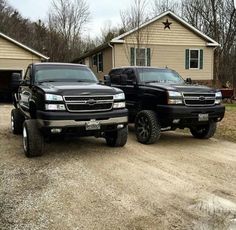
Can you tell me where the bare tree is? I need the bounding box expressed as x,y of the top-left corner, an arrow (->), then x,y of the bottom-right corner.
98,20 -> 121,44
182,0 -> 236,87
152,0 -> 181,16
48,0 -> 90,61
120,0 -> 152,66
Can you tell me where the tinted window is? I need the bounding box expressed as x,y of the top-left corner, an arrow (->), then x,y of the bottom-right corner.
35,66 -> 98,83
123,69 -> 136,84
137,68 -> 184,84
24,67 -> 31,81
109,69 -> 123,84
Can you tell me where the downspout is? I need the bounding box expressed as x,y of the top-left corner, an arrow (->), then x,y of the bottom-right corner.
108,42 -> 115,68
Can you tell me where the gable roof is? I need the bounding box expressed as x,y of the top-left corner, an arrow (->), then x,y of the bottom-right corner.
0,32 -> 49,60
111,11 -> 220,47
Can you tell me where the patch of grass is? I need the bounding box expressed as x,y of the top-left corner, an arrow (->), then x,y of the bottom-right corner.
224,103 -> 236,111
215,107 -> 236,142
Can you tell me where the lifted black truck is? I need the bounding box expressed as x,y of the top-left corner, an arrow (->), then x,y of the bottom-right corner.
105,67 -> 225,144
11,63 -> 128,157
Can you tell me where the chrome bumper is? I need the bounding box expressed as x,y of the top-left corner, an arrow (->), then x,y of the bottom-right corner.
38,116 -> 128,128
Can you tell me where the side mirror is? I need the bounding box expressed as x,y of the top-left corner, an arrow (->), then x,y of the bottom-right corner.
10,73 -> 22,91
186,77 -> 192,84
104,75 -> 111,86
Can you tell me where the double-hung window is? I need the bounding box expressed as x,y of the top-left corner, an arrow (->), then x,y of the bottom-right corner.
130,47 -> 151,66
190,49 -> 200,69
185,49 -> 203,69
92,52 -> 103,72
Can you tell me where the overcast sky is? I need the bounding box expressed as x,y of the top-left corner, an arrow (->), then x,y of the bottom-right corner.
7,0 -> 132,38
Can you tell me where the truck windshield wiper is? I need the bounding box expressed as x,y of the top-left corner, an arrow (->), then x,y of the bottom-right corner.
145,80 -> 175,83
145,80 -> 161,83
38,80 -> 57,83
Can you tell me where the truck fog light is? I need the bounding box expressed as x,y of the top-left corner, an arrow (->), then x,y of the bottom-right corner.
168,99 -> 183,105
113,102 -> 125,109
45,104 -> 66,110
173,119 -> 180,124
51,128 -> 62,134
117,124 -> 124,129
215,99 -> 222,104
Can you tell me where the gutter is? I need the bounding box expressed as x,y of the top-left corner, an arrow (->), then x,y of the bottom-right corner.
108,42 -> 115,68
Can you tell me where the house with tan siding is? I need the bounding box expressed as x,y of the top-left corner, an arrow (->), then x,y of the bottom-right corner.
73,11 -> 219,83
0,32 -> 49,101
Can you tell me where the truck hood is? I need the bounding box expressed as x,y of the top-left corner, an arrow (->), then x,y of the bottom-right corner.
37,82 -> 122,95
146,82 -> 216,93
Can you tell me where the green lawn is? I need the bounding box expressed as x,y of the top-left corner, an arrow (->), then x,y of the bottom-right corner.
224,103 -> 236,111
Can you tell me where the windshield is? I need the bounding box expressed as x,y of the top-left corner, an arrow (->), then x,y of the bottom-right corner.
35,66 -> 98,83
138,68 -> 185,84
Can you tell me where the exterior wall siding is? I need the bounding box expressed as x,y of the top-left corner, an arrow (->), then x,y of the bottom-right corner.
0,37 -> 40,60
89,47 -> 112,80
112,15 -> 214,81
0,59 -> 41,76
124,15 -> 207,46
114,43 -> 214,81
75,14 -> 216,81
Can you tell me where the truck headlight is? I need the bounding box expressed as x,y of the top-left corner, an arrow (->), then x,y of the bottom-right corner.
215,91 -> 222,104
114,93 -> 125,100
167,91 -> 183,104
168,91 -> 182,97
45,94 -> 63,101
113,102 -> 126,109
45,104 -> 66,110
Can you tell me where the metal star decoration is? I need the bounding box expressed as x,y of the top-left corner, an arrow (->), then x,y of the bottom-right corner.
162,19 -> 172,30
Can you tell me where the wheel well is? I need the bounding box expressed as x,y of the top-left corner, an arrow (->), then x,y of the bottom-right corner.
12,93 -> 17,108
29,101 -> 37,119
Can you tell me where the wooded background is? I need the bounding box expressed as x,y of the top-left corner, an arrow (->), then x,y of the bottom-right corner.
0,0 -> 235,88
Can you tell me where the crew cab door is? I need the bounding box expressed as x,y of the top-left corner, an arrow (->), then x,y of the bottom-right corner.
109,68 -> 140,117
18,66 -> 32,112
119,68 -> 139,110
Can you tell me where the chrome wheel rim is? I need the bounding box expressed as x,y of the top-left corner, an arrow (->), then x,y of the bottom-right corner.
23,126 -> 27,152
11,115 -> 14,131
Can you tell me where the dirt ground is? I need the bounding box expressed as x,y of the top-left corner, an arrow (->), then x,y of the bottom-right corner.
1,104 -> 236,230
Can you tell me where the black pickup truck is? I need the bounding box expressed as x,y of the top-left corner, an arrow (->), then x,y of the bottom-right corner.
105,67 -> 225,144
11,63 -> 128,157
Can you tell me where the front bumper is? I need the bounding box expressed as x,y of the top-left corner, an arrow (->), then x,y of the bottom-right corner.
36,109 -> 128,134
38,116 -> 128,128
156,104 -> 225,127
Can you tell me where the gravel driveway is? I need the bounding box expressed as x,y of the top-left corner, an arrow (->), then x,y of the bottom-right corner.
1,105 -> 236,230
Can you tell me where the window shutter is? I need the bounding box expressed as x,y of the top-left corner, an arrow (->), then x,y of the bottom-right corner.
147,48 -> 151,66
200,49 -> 203,69
130,47 -> 135,66
185,49 -> 189,69
100,52 -> 103,72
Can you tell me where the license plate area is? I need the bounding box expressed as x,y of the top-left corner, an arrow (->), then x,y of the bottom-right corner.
198,113 -> 209,122
85,120 -> 101,130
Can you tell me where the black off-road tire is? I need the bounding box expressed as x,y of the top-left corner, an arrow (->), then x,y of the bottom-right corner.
11,108 -> 25,134
23,120 -> 44,157
190,122 -> 217,139
135,110 -> 161,144
105,125 -> 128,147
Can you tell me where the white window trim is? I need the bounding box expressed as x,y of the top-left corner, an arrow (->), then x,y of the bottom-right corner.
134,48 -> 148,66
189,48 -> 200,70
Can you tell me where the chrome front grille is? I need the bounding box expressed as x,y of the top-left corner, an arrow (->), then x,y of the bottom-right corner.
183,93 -> 216,106
64,95 -> 114,112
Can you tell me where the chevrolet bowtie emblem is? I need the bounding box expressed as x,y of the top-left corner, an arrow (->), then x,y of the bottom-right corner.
199,96 -> 205,101
86,99 -> 97,105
